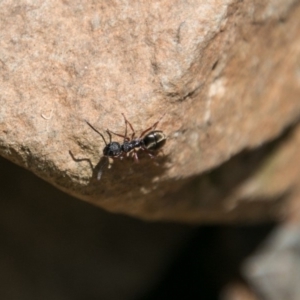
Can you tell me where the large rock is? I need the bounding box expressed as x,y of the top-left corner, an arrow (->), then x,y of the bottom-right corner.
1,0 -> 300,222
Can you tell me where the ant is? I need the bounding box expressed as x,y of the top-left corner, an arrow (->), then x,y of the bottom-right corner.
82,113 -> 166,179
85,113 -> 166,162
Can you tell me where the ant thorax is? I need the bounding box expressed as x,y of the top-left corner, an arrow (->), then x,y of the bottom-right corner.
121,139 -> 141,153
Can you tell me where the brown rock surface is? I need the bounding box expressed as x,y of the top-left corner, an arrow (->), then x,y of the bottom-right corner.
1,0 -> 300,222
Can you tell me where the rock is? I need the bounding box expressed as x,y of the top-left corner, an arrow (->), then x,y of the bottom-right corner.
1,0 -> 300,222
243,223 -> 300,300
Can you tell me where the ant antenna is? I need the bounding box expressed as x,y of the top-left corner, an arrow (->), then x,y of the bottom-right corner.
85,120 -> 107,146
153,112 -> 166,130
121,113 -> 128,141
106,129 -> 113,143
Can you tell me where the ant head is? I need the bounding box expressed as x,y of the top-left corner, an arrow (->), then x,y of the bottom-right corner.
103,141 -> 122,157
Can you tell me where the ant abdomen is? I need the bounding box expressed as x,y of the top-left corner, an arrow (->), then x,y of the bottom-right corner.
142,131 -> 166,151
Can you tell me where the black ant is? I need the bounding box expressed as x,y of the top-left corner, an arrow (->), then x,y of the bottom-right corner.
86,113 -> 166,161
84,113 -> 166,179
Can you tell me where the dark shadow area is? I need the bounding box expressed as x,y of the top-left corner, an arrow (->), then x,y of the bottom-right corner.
139,225 -> 274,300
0,156 -> 276,300
0,156 -> 190,300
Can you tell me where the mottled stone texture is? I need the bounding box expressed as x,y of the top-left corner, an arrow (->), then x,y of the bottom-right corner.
243,223 -> 300,300
1,0 -> 300,222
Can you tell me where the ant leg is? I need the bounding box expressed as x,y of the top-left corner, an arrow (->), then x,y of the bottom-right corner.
139,113 -> 166,138
141,146 -> 156,159
146,151 -> 155,159
108,114 -> 130,142
107,129 -> 129,141
122,113 -> 136,140
132,150 -> 139,163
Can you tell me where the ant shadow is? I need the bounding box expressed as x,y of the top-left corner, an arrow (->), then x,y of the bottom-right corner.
69,150 -> 108,181
69,150 -> 170,197
70,113 -> 169,198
